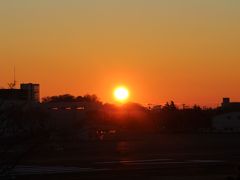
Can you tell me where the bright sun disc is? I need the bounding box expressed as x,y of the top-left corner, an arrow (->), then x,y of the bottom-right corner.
114,87 -> 129,102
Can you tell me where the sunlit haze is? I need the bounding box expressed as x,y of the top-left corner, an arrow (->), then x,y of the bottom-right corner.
1,0 -> 240,106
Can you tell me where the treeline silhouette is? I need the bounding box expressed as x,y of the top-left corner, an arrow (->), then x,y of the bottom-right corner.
42,94 -> 101,104
150,101 -> 214,133
0,94 -> 220,140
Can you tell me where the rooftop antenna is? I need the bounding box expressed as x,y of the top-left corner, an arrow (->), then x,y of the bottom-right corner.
8,66 -> 17,89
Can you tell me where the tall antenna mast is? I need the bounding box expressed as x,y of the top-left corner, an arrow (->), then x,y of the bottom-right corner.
8,66 -> 17,89
14,66 -> 16,86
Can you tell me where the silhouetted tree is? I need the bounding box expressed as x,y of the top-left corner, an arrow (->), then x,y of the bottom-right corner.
42,94 -> 75,103
162,101 -> 178,111
42,94 -> 101,104
150,101 -> 214,132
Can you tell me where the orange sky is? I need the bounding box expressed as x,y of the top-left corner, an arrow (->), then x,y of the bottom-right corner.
1,1 -> 240,107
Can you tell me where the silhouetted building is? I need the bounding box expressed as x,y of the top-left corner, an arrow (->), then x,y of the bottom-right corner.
221,97 -> 240,110
0,83 -> 40,103
212,112 -> 240,132
222,97 -> 230,107
212,98 -> 240,132
20,83 -> 40,102
0,89 -> 28,101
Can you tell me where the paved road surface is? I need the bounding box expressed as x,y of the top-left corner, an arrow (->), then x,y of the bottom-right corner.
7,134 -> 240,179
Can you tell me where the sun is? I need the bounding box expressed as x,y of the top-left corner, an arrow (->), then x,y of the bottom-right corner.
114,86 -> 129,102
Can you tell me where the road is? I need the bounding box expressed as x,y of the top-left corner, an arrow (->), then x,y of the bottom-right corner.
8,134 -> 240,179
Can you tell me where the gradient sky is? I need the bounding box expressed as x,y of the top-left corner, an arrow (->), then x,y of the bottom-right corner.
1,0 -> 240,106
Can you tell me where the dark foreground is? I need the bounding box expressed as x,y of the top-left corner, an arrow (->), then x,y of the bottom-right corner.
4,134 -> 240,179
